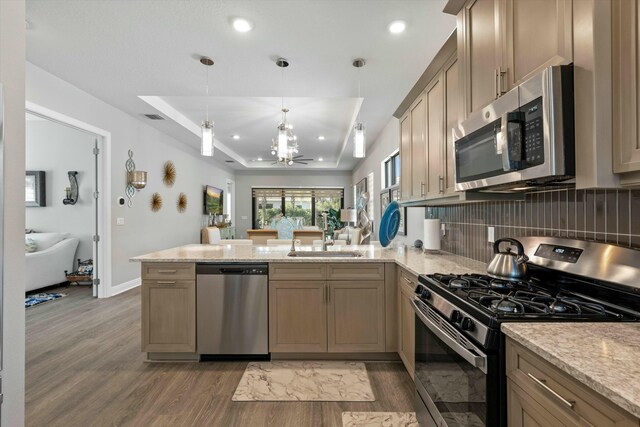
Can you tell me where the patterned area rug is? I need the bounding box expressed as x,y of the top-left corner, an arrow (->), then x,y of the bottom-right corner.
342,412 -> 418,427
232,361 -> 375,402
25,292 -> 66,308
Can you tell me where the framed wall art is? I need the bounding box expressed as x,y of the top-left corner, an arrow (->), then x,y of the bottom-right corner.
26,171 -> 46,207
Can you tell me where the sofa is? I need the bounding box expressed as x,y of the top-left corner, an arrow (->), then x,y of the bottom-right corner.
25,232 -> 79,292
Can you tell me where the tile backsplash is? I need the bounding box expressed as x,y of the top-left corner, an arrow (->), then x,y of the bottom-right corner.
427,189 -> 640,264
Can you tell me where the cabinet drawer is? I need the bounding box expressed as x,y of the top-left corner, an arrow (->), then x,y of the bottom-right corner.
506,338 -> 639,427
326,263 -> 384,281
398,268 -> 418,292
269,263 -> 326,281
142,263 -> 195,280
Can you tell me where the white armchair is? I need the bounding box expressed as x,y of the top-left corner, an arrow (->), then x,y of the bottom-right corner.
333,226 -> 362,244
25,233 -> 79,292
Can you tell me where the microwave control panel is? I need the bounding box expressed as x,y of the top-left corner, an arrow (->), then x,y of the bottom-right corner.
521,97 -> 545,167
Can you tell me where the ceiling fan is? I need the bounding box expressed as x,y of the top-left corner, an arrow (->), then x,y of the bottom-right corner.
272,154 -> 314,166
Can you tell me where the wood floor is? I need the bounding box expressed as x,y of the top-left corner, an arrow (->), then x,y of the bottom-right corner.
26,285 -> 415,427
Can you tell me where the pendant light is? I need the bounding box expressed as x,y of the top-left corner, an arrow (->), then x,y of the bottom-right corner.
272,57 -> 298,161
200,56 -> 214,157
353,58 -> 366,158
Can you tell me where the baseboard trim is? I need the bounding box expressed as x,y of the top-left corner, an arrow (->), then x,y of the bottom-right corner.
110,277 -> 141,297
270,352 -> 401,361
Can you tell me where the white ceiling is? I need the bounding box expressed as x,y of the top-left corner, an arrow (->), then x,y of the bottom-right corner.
25,0 -> 456,171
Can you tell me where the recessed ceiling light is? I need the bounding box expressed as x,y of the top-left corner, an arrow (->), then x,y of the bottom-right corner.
388,20 -> 406,34
257,157 -> 263,161
318,157 -> 324,162
317,135 -> 325,141
233,18 -> 253,33
232,134 -> 240,140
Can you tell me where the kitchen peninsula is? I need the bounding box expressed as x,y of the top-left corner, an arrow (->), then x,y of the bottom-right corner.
131,244 -> 485,366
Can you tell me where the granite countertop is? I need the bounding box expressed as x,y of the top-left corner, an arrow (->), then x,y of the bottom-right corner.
502,323 -> 640,419
130,243 -> 487,277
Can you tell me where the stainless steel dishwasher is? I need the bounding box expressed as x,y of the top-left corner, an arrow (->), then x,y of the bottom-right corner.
196,264 -> 269,359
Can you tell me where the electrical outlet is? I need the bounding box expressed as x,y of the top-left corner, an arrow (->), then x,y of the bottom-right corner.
241,216 -> 248,220
488,226 -> 495,243
116,217 -> 125,226
441,223 -> 446,236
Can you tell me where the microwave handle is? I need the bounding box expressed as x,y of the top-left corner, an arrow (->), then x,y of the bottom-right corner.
500,111 -> 525,171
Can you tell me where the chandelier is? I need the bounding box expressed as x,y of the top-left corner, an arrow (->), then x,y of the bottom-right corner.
270,108 -> 299,165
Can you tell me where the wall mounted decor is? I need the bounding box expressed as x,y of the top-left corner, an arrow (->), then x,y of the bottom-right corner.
150,192 -> 162,212
125,150 -> 147,207
63,171 -> 79,205
177,192 -> 187,213
26,171 -> 46,207
162,161 -> 176,187
390,187 -> 406,236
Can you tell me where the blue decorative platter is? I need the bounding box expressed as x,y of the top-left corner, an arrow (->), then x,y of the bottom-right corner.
379,201 -> 400,247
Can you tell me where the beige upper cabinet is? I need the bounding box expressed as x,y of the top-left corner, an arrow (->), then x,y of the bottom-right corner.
612,0 -> 640,175
400,112 -> 412,200
457,0 -> 573,117
505,0 -> 573,87
426,73 -> 445,197
458,0 -> 502,115
444,56 -> 460,194
410,94 -> 427,199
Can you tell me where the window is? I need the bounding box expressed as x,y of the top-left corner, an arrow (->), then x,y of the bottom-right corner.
252,188 -> 344,229
383,151 -> 400,189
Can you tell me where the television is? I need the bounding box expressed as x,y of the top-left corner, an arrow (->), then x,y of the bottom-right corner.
203,185 -> 224,215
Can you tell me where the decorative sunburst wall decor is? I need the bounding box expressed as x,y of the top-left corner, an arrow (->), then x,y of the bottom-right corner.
162,161 -> 176,187
177,192 -> 187,213
150,193 -> 163,212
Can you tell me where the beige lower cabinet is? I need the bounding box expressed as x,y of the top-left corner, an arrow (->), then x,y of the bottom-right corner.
141,262 -> 196,353
397,268 -> 416,379
268,262 -> 387,354
507,337 -> 640,427
327,280 -> 385,352
268,281 -> 328,353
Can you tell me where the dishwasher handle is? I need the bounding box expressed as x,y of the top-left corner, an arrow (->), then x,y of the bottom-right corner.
196,263 -> 268,275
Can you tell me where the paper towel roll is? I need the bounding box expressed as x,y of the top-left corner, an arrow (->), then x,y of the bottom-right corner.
207,227 -> 221,244
423,219 -> 441,251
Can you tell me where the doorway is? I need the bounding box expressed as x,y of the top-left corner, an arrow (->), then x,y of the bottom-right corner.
25,110 -> 106,299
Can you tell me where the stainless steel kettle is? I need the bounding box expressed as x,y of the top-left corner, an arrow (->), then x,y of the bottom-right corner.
487,238 -> 529,280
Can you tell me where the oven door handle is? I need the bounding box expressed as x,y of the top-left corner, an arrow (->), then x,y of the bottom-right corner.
412,299 -> 488,374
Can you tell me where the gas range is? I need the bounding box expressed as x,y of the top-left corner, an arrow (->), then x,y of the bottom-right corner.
412,237 -> 640,427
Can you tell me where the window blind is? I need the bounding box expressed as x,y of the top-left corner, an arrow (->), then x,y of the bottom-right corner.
252,188 -> 344,199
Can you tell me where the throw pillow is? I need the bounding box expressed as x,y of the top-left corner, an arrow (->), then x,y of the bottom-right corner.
25,238 -> 38,253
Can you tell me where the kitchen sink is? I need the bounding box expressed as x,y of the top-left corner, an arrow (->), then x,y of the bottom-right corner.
287,250 -> 363,258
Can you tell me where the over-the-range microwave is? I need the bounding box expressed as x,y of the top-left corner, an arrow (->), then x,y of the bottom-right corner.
453,65 -> 574,192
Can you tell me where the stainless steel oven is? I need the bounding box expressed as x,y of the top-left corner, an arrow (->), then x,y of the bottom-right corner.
412,298 -> 499,427
453,65 -> 574,192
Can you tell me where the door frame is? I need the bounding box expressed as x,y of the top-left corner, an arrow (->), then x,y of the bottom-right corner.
25,101 -> 113,299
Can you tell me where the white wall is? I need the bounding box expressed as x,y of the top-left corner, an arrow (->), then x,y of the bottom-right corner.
1,0 -> 26,424
352,118 -> 425,246
26,117 -> 95,265
26,63 -> 235,287
234,170 -> 353,237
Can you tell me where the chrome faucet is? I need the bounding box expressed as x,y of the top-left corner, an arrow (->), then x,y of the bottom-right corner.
321,211 -> 334,251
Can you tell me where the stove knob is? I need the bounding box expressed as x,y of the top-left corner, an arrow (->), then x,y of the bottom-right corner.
450,310 -> 462,323
460,317 -> 475,331
414,285 -> 423,295
420,288 -> 431,300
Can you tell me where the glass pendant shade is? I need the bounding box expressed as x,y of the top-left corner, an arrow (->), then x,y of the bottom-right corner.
277,125 -> 288,158
353,122 -> 366,158
201,120 -> 214,157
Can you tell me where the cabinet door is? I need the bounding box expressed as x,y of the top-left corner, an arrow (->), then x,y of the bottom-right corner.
400,112 -> 412,201
398,283 -> 415,379
327,281 -> 385,352
142,280 -> 196,353
426,73 -> 445,197
444,56 -> 460,194
505,0 -> 572,88
508,380 -> 577,427
410,94 -> 427,199
459,0 -> 502,115
269,281 -> 327,352
613,0 -> 640,173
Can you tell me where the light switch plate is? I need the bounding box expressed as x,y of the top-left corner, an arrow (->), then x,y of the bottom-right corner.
241,215 -> 248,220
487,226 -> 495,243
116,217 -> 125,226
441,223 -> 446,236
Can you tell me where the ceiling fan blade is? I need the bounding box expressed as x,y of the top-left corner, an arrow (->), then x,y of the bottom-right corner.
295,161 -> 308,165
297,158 -> 313,161
293,155 -> 304,159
